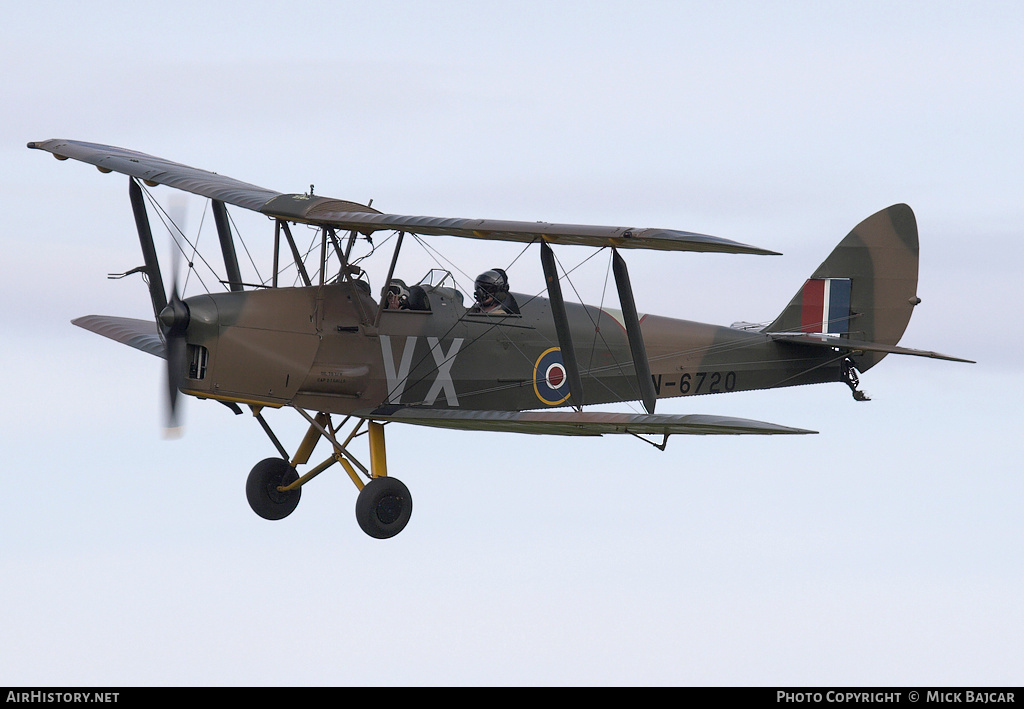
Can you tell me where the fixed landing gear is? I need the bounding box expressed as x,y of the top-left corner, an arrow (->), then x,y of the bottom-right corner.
246,457 -> 301,520
244,408 -> 412,538
355,477 -> 413,539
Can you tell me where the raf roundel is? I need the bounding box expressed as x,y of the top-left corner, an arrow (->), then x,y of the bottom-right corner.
533,347 -> 572,406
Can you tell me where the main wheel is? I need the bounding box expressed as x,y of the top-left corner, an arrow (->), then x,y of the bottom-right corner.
246,457 -> 301,520
355,477 -> 412,539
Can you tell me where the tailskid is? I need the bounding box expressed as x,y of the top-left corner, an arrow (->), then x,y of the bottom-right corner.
841,358 -> 870,401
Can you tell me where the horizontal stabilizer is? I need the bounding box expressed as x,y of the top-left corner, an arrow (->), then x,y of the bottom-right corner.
361,408 -> 816,436
73,315 -> 165,359
768,332 -> 974,363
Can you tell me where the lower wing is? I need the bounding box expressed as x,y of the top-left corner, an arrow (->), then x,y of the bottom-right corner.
73,315 -> 165,359
360,407 -> 816,436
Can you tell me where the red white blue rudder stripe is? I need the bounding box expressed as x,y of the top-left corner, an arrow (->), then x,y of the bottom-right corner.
800,278 -> 852,334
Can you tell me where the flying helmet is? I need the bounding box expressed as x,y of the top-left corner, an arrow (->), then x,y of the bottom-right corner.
385,282 -> 410,307
474,269 -> 508,304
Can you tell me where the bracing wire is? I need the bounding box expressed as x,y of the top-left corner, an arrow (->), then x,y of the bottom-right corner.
391,236 -> 648,410
225,207 -> 263,286
139,183 -> 216,295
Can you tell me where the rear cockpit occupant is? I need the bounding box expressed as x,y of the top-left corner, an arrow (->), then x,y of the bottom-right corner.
469,268 -> 519,315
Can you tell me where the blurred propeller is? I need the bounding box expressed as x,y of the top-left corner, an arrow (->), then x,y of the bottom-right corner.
158,230 -> 190,438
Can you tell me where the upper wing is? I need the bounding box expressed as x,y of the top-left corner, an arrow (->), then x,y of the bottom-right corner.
769,332 -> 975,363
259,195 -> 779,254
29,139 -> 777,255
28,139 -> 281,212
360,407 -> 816,436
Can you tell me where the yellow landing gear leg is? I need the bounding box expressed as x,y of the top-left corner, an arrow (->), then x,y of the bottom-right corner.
246,409 -> 365,521
368,422 -> 387,478
356,421 -> 412,539
246,408 -> 412,538
286,414 -> 367,492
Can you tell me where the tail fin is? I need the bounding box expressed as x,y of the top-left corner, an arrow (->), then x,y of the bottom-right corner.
764,204 -> 919,371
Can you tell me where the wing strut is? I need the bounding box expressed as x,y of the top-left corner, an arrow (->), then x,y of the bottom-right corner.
373,231 -> 405,328
612,248 -> 657,414
128,178 -> 168,321
278,220 -> 312,287
540,242 -> 585,411
212,200 -> 243,292
272,220 -> 281,287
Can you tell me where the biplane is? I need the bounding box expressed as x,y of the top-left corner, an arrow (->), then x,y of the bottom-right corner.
28,139 -> 973,539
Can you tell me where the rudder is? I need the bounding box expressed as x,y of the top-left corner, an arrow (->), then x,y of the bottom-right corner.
764,204 -> 920,371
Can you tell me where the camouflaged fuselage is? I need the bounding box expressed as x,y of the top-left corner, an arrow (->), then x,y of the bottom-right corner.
179,282 -> 840,415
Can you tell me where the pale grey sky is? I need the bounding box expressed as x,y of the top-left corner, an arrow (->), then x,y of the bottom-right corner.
2,1 -> 1021,685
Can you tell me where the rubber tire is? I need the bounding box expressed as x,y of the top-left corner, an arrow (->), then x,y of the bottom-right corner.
355,477 -> 413,539
246,457 -> 301,521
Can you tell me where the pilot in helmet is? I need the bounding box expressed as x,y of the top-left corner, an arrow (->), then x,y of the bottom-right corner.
384,282 -> 409,310
470,268 -> 518,315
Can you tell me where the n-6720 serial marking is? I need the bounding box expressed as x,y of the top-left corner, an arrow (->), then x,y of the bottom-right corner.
652,371 -> 737,395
